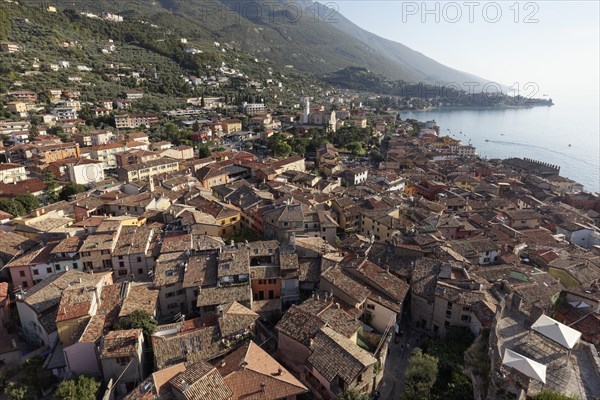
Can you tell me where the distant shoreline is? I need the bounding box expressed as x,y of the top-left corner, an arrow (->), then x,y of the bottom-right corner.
401,104 -> 551,112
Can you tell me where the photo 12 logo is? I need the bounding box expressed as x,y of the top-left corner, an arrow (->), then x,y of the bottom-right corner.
397,80 -> 540,103
401,1 -> 540,23
199,1 -> 340,24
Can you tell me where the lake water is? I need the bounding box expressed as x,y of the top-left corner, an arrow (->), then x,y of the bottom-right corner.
400,103 -> 600,192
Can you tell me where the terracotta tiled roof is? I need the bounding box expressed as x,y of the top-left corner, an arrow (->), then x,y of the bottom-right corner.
170,360 -> 232,400
343,257 -> 410,305
51,236 -> 83,254
321,265 -> 370,304
219,341 -> 307,399
308,326 -> 376,384
98,283 -> 124,327
196,285 -> 251,308
100,328 -> 142,359
0,178 -> 47,197
80,233 -> 116,252
112,225 -> 155,257
505,209 -> 542,221
246,240 -> 279,257
119,284 -> 159,319
182,252 -> 218,288
151,363 -> 187,398
21,270 -> 98,314
0,282 -> 8,301
160,233 -> 193,254
195,165 -> 227,181
471,300 -> 497,328
448,237 -> 498,257
249,266 -> 280,280
218,247 -> 249,277
80,315 -> 106,343
251,299 -> 282,314
298,258 -> 321,283
152,322 -> 225,370
218,301 -> 258,337
411,258 -> 442,302
317,306 -> 361,338
0,162 -> 24,171
55,285 -> 96,322
271,155 -> 304,169
155,256 -> 188,291
263,204 -> 303,223
278,247 -> 299,271
275,305 -> 325,345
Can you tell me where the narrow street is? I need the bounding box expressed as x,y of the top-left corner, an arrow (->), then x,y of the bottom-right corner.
377,319 -> 420,400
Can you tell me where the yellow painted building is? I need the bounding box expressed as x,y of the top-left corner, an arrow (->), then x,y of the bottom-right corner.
222,119 -> 242,134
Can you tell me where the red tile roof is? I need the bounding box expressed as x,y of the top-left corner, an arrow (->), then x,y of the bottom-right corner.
218,341 -> 307,399
0,178 -> 47,197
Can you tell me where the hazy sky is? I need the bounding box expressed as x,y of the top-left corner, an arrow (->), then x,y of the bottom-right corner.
335,1 -> 599,105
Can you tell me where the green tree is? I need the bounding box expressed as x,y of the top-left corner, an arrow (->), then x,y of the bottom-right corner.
15,194 -> 40,214
223,227 -> 261,243
444,372 -> 474,400
53,375 -> 100,400
532,391 -> 580,400
22,355 -> 56,393
402,348 -> 439,400
197,144 -> 211,158
42,172 -> 59,203
164,122 -> 180,142
369,149 -> 384,163
347,141 -> 365,156
59,182 -> 87,201
49,126 -> 65,139
113,310 -> 157,337
337,388 -> 369,400
5,382 -> 34,400
272,141 -> 292,157
289,137 -> 308,155
29,125 -> 39,138
0,198 -> 26,217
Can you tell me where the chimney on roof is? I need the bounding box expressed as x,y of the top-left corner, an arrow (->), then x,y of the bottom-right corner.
260,383 -> 266,393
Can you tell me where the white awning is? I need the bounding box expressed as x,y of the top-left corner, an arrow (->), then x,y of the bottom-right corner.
502,349 -> 547,383
531,314 -> 582,349
568,300 -> 591,309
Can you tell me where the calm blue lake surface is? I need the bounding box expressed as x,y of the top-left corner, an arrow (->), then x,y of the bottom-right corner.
400,103 -> 600,192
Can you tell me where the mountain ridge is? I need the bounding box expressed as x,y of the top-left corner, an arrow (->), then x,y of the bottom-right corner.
21,0 -> 496,87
